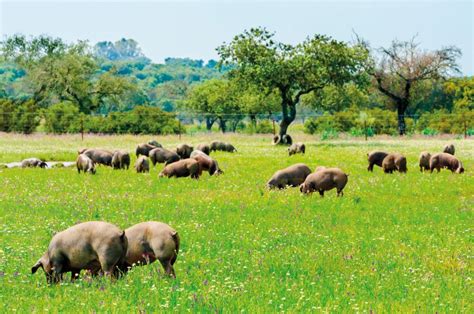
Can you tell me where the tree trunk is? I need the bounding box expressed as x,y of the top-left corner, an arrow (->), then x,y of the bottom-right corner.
249,114 -> 257,128
218,118 -> 227,133
397,101 -> 408,135
279,100 -> 296,138
205,117 -> 215,131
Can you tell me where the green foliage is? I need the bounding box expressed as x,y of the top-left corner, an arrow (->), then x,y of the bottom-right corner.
0,98 -> 15,131
217,27 -> 369,135
44,102 -> 80,133
416,110 -> 473,134
10,100 -> 40,134
83,106 -> 183,135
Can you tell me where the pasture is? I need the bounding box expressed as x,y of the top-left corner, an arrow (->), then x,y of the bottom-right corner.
0,132 -> 472,312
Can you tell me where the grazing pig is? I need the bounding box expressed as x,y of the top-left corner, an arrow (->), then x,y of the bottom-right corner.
149,147 -> 180,166
135,156 -> 150,173
148,140 -> 163,148
430,153 -> 464,173
443,144 -> 455,155
382,153 -> 408,173
21,158 -> 47,168
196,143 -> 211,155
300,167 -> 348,196
367,151 -> 388,172
176,144 -> 194,159
31,221 -> 127,283
419,152 -> 431,172
76,154 -> 96,174
159,158 -> 201,179
210,141 -> 237,152
288,142 -> 305,156
136,143 -> 158,158
121,222 -> 179,278
112,151 -> 130,170
78,148 -> 88,154
191,150 -> 223,176
266,163 -> 312,189
82,149 -> 113,167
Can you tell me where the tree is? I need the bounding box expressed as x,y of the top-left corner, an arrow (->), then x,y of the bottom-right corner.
182,79 -> 240,132
1,35 -> 136,113
364,37 -> 461,135
217,27 -> 368,140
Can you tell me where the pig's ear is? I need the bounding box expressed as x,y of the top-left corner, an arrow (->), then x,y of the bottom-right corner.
32,254 -> 48,274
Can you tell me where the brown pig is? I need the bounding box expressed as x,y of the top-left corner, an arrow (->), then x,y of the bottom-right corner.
419,152 -> 431,172
191,150 -> 223,176
300,167 -> 348,197
367,151 -> 388,172
121,222 -> 179,278
31,221 -> 127,283
135,156 -> 150,173
159,158 -> 201,179
430,153 -> 464,173
76,154 -> 96,174
443,144 -> 455,155
382,153 -> 408,173
266,163 -> 312,189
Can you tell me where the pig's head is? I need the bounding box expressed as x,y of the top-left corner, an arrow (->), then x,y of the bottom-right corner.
31,253 -> 54,283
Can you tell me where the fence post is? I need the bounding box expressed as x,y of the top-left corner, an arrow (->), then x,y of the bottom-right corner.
364,120 -> 367,141
464,119 -> 467,139
178,118 -> 182,140
81,115 -> 84,141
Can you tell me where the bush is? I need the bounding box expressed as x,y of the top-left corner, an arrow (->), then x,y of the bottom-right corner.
44,102 -> 80,133
10,100 -> 40,134
0,99 -> 15,132
255,120 -> 273,134
84,106 -> 184,135
416,110 -> 474,134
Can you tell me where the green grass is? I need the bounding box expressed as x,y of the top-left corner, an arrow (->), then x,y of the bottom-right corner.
0,132 -> 473,312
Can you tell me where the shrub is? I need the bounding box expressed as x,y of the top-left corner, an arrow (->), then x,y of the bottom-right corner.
44,102 -> 80,133
0,99 -> 15,132
255,120 -> 273,134
11,100 -> 40,134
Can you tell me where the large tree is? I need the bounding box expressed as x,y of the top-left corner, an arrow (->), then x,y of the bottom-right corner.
365,37 -> 461,135
217,27 -> 368,139
1,35 -> 135,113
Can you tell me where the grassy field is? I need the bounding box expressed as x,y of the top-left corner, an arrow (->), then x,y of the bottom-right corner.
0,132 -> 472,312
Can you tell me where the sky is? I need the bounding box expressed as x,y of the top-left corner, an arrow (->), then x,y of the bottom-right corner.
1,0 -> 473,74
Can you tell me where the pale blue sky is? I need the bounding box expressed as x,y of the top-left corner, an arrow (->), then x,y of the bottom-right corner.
1,0 -> 473,74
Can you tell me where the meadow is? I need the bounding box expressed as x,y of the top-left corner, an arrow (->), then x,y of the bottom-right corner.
0,131 -> 472,312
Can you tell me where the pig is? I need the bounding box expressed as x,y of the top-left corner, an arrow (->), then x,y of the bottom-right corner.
300,167 -> 348,197
266,163 -> 312,189
76,154 -> 96,174
112,151 -> 130,170
148,140 -> 163,148
21,158 -> 47,168
288,142 -> 305,156
382,153 -> 408,173
135,156 -> 150,173
210,141 -> 237,152
429,153 -> 464,173
443,144 -> 455,155
149,147 -> 180,166
176,144 -> 194,159
419,152 -> 431,172
367,151 -> 388,172
159,158 -> 201,179
190,150 -> 223,176
121,222 -> 179,278
136,143 -> 158,158
196,143 -> 211,155
31,221 -> 127,283
82,149 -> 113,167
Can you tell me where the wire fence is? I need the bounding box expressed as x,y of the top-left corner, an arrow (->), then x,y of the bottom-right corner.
0,110 -> 472,139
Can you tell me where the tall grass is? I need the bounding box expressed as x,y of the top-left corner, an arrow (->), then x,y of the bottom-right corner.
0,133 -> 472,312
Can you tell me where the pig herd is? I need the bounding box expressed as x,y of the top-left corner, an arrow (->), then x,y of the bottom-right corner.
267,143 -> 465,197
75,140 -> 230,178
25,140 -> 465,284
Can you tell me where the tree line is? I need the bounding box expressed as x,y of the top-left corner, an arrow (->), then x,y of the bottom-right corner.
0,30 -> 472,136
